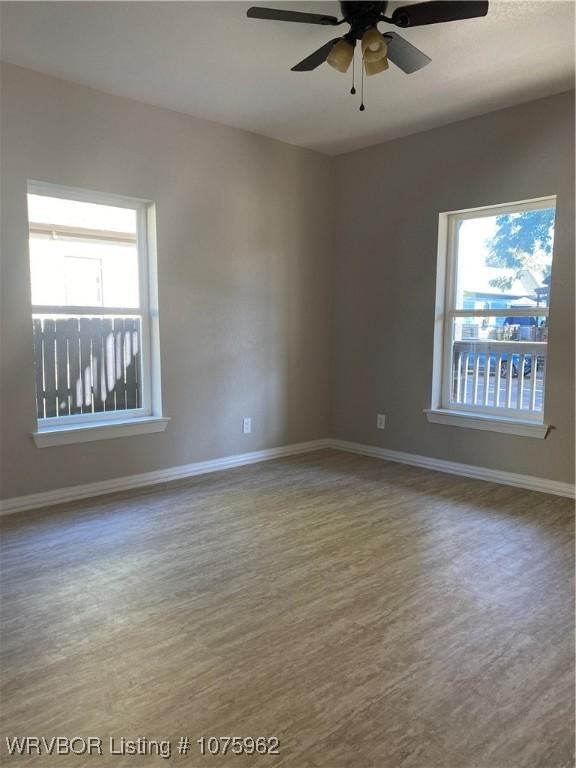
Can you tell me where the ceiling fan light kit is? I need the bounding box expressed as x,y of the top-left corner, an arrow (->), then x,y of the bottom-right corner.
361,26 -> 388,77
364,55 -> 389,76
361,27 -> 387,62
326,38 -> 355,73
247,1 -> 489,109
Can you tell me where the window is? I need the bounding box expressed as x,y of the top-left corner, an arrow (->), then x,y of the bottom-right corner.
428,197 -> 556,437
27,182 -> 167,446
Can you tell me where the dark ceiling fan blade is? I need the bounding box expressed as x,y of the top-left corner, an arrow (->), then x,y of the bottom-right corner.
391,1 -> 488,27
247,7 -> 339,25
291,38 -> 342,71
384,32 -> 431,74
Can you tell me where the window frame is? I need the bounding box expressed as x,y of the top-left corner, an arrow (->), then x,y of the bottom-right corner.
27,181 -> 164,435
428,196 -> 556,436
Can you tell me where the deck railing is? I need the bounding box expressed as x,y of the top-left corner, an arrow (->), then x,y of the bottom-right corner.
451,340 -> 546,416
32,315 -> 141,419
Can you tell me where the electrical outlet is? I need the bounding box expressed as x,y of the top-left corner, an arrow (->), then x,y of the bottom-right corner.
377,414 -> 386,430
242,417 -> 252,435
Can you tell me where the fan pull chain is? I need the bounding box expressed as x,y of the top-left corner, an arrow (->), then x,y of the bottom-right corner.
359,56 -> 365,111
350,52 -> 356,95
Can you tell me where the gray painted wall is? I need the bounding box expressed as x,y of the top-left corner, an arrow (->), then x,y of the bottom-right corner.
0,64 -> 334,499
1,64 -> 574,501
332,91 -> 575,484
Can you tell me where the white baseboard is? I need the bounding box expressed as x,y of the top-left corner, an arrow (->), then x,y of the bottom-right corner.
0,439 -> 331,516
2,436 -> 573,515
329,439 -> 575,499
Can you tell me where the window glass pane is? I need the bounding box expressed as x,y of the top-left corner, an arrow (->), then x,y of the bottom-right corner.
454,207 -> 555,311
450,317 -> 546,414
28,194 -> 139,308
27,194 -> 136,233
64,257 -> 103,306
453,315 -> 548,343
32,314 -> 142,419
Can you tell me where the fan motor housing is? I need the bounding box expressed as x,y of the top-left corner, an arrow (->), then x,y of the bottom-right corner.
340,1 -> 387,38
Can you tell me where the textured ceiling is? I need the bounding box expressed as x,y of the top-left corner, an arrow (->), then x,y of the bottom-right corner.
1,1 -> 574,155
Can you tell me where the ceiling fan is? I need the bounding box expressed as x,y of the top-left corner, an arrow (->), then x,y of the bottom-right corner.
247,2 -> 489,108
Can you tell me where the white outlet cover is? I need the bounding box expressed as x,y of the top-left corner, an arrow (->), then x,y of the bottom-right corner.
377,414 -> 386,429
243,417 -> 252,434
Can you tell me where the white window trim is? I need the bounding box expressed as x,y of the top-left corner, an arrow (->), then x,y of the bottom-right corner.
424,409 -> 549,438
427,196 -> 555,438
32,416 -> 170,448
27,181 -> 166,445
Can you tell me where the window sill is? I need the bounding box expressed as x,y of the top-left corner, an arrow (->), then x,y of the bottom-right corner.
32,416 -> 170,448
424,409 -> 550,439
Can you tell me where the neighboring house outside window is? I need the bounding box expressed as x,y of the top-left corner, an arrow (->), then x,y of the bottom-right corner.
27,182 -> 168,447
427,197 -> 556,438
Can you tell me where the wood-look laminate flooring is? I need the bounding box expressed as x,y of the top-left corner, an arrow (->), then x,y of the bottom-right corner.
1,450 -> 574,768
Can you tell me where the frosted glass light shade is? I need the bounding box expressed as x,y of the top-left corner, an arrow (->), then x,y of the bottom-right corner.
364,56 -> 389,76
326,39 -> 354,73
361,28 -> 388,63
